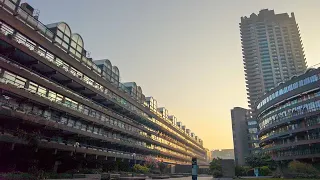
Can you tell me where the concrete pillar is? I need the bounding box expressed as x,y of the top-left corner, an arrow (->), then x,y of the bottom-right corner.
0,69 -> 4,78
171,165 -> 175,174
11,143 -> 15,150
53,161 -> 60,173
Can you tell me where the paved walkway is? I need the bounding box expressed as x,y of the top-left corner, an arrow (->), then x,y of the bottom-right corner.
147,177 -> 216,180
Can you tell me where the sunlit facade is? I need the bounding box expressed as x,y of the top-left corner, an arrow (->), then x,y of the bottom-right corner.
0,0 -> 206,172
257,68 -> 320,162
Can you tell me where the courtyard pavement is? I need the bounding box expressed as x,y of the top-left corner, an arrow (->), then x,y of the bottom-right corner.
146,177 -> 228,180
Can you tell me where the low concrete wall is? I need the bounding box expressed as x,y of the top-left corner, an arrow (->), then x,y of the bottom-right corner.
48,174 -> 101,180
174,165 -> 192,173
221,159 -> 235,178
47,179 -> 89,180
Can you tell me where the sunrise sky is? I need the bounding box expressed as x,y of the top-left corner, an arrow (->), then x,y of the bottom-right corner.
27,0 -> 320,150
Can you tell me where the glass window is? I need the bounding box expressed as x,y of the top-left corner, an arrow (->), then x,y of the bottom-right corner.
56,94 -> 63,104
75,121 -> 81,129
55,37 -> 62,44
56,30 -> 63,38
248,121 -> 257,125
248,128 -> 258,134
64,25 -> 71,36
60,116 -> 68,125
76,45 -> 82,52
83,106 -> 89,115
67,119 -> 75,127
87,125 -> 93,132
71,41 -> 77,48
37,86 -> 47,96
101,114 -> 106,122
28,82 -> 38,93
81,123 -> 87,131
63,35 -> 69,42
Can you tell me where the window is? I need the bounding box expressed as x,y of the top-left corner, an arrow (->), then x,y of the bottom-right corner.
75,121 -> 81,129
28,82 -> 38,93
60,116 -> 68,125
55,94 -> 63,104
48,90 -> 56,101
248,128 -> 258,134
248,121 -> 257,125
67,119 -> 75,127
37,86 -> 47,97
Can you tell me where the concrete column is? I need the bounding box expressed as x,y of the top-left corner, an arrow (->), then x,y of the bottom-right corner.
0,69 -> 4,78
53,161 -> 60,173
171,165 -> 175,174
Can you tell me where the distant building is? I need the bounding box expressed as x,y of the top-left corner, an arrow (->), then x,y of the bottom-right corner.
205,148 -> 212,162
211,149 -> 234,160
231,107 -> 260,165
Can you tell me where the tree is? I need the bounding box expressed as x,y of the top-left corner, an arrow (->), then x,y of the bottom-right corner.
209,158 -> 222,178
144,156 -> 158,170
235,166 -> 251,176
288,161 -> 318,175
158,161 -> 167,174
245,154 -> 276,170
259,166 -> 272,176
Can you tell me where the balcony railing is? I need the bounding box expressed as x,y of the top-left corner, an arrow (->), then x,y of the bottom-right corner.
0,92 -> 191,162
0,55 -> 200,160
0,128 -> 146,160
274,148 -> 320,160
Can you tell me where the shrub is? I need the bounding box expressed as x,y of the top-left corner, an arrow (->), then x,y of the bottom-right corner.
210,158 -> 222,178
44,172 -> 73,179
288,161 -> 318,175
235,166 -> 251,176
144,156 -> 158,169
212,170 -> 223,178
133,164 -> 150,174
0,172 -> 35,180
158,161 -> 167,174
77,168 -> 102,174
259,166 -> 272,176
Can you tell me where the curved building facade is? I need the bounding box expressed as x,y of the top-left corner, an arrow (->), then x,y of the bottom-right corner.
0,1 -> 206,172
256,67 -> 320,161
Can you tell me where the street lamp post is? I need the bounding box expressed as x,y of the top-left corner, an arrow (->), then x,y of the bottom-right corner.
132,153 -> 136,177
72,142 -> 80,178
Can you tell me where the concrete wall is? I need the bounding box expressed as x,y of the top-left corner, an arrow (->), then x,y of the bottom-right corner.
174,165 -> 192,173
231,107 -> 250,166
221,159 -> 235,178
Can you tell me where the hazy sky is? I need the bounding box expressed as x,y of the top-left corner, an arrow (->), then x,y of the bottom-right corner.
27,0 -> 320,150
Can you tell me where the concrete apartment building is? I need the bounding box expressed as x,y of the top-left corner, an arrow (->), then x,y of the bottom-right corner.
0,1 -> 207,172
240,9 -> 307,109
211,149 -> 234,160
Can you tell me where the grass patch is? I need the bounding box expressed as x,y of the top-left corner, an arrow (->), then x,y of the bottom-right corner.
241,179 -> 319,180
